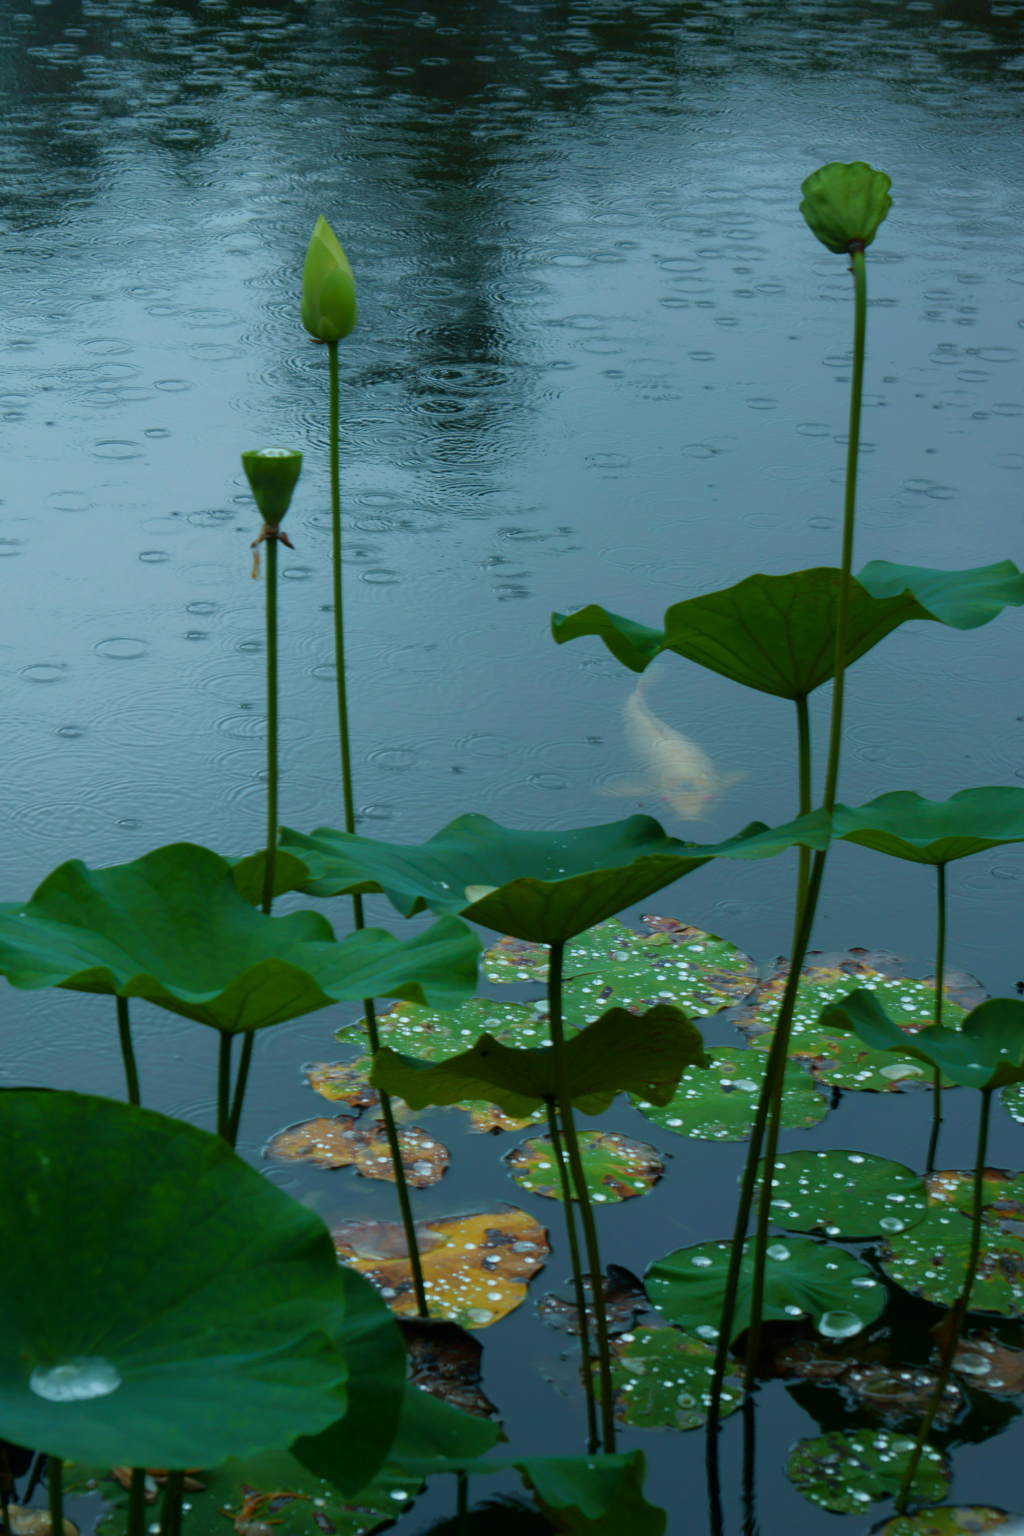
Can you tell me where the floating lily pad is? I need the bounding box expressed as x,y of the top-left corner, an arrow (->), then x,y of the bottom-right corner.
504,1132 -> 663,1204
826,994 -> 1024,1093
787,1428 -> 949,1514
954,1333 -> 1024,1396
333,1207 -> 549,1328
876,1509 -> 1024,1536
772,1339 -> 964,1425
537,1266 -> 651,1339
1002,1085 -> 1024,1125
609,1325 -> 743,1430
305,1061 -> 382,1111
266,1117 -> 449,1187
880,1171 -> 1024,1314
646,1234 -> 886,1343
632,1047 -> 828,1141
762,1149 -> 928,1239
744,962 -> 967,1091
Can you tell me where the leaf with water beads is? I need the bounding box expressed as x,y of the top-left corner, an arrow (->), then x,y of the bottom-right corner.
824,994 -> 1024,1092
761,1149 -> 927,1240
880,1170 -> 1024,1316
266,1116 -> 449,1187
632,1046 -> 828,1142
954,1332 -> 1024,1397
876,1509 -> 1024,1536
645,1234 -> 886,1344
607,1324 -> 743,1431
504,1131 -> 663,1204
787,1428 -> 949,1515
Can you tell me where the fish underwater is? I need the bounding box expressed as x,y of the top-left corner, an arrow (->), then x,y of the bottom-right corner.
603,675 -> 742,821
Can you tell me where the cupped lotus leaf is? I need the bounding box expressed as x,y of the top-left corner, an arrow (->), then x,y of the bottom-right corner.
761,1149 -> 928,1240
333,1206 -> 549,1328
745,961 -> 967,1091
877,1511 -> 1024,1536
278,813 -> 744,943
799,161 -> 892,254
0,844 -> 479,1032
823,992 -> 1024,1091
787,1428 -> 948,1515
504,1131 -> 663,1204
608,1324 -> 743,1430
646,1234 -> 886,1343
632,1046 -> 828,1141
372,1004 -> 708,1118
518,1450 -> 665,1536
880,1170 -> 1024,1315
552,561 -> 1024,698
0,1090 -> 401,1468
833,788 -> 1024,865
266,1117 -> 449,1187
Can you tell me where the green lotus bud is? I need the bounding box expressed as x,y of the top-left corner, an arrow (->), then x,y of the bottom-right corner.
799,161 -> 892,254
241,448 -> 302,526
301,216 -> 357,342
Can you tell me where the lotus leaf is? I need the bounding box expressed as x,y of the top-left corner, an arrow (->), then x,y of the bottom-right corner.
953,1333 -> 1024,1396
0,1090 -> 402,1469
401,1317 -> 498,1421
1002,1084 -> 1024,1126
878,1511 -> 1024,1536
230,848 -> 311,905
822,993 -> 1024,1091
266,1116 -> 449,1187
608,1324 -> 743,1430
537,1266 -> 650,1339
832,788 -> 1024,865
305,1062 -> 382,1112
504,1131 -> 663,1204
279,813 -> 728,944
552,561 -> 1024,698
646,1233 -> 886,1342
333,1206 -> 549,1328
761,1149 -> 927,1239
787,1428 -> 949,1514
772,1339 -> 963,1426
880,1170 -> 1024,1314
518,1451 -> 664,1536
0,843 -> 480,1033
372,1004 -> 707,1118
632,1046 -> 828,1141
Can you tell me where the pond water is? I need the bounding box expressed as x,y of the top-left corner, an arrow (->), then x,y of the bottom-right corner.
3,0 -> 1024,1530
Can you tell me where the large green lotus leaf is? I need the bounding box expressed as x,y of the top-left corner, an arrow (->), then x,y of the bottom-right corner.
823,993 -> 1024,1091
833,788 -> 1024,865
504,1130 -> 663,1204
372,1004 -> 708,1118
608,1324 -> 743,1431
552,561 -> 1024,698
877,1510 -> 1024,1536
745,962 -> 967,1091
229,848 -> 313,904
787,1428 -> 949,1514
279,814 -> 739,944
880,1170 -> 1024,1315
632,1046 -> 828,1141
646,1234 -> 886,1343
0,843 -> 479,1032
0,1090 -> 385,1467
760,1149 -> 928,1240
518,1451 -> 665,1536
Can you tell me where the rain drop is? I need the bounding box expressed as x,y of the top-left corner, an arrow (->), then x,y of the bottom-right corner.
30,1357 -> 122,1402
818,1310 -> 863,1340
766,1243 -> 790,1261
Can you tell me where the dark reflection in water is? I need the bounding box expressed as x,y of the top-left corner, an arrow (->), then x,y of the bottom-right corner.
2,1 -> 1024,1530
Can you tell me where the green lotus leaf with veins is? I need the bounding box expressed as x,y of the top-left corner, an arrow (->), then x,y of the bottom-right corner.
822,993 -> 1024,1091
758,1149 -> 928,1239
607,1325 -> 743,1431
880,1170 -> 1024,1315
832,787 -> 1024,865
632,1046 -> 828,1142
787,1428 -> 949,1515
646,1233 -> 886,1344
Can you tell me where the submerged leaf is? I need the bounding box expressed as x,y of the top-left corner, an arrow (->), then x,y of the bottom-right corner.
633,1046 -> 828,1141
880,1170 -> 1024,1315
787,1428 -> 949,1514
876,1509 -> 1024,1536
537,1266 -> 650,1340
608,1325 -> 743,1431
333,1207 -> 549,1329
504,1131 -> 663,1204
953,1333 -> 1024,1397
266,1117 -> 449,1187
761,1149 -> 927,1239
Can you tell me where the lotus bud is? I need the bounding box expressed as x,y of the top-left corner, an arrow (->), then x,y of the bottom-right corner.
241,448 -> 303,526
301,217 -> 358,342
799,161 -> 892,254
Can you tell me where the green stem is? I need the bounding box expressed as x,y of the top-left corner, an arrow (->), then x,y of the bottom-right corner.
896,1087 -> 992,1513
456,1471 -> 468,1536
217,1032 -> 232,1142
47,1457 -> 62,1536
793,693 -> 812,948
0,1446 -> 11,1536
158,1472 -> 184,1536
927,863 -> 947,1174
261,535 -> 279,914
327,340 -> 358,838
546,1097 -> 600,1453
227,1032 -> 254,1149
547,941 -> 616,1452
127,1470 -> 146,1536
741,1394 -> 757,1536
362,997 -> 428,1316
116,995 -> 141,1106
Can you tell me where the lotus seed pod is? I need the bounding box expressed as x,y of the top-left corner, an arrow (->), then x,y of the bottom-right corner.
301,216 -> 358,342
241,448 -> 303,525
799,162 -> 892,254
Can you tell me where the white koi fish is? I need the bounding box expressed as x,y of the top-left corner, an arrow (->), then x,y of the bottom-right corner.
603,675 -> 741,821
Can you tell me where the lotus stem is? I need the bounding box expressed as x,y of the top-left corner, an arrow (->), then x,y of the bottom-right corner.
545,1096 -> 600,1453
158,1472 -> 184,1536
262,535 -> 280,915
927,863 -> 947,1173
546,940 -> 616,1452
227,1032 -> 254,1150
116,996 -> 141,1107
0,1446 -> 12,1536
793,694 -> 812,932
127,1469 -> 146,1536
457,1471 -> 468,1536
741,1395 -> 757,1536
896,1086 -> 992,1513
216,1032 -> 233,1142
47,1458 -> 62,1536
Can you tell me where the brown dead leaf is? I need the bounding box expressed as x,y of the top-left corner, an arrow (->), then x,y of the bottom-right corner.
266,1116 -> 448,1187
5,1510 -> 78,1536
334,1206 -> 549,1328
110,1469 -> 206,1503
954,1333 -> 1024,1395
304,1062 -> 381,1111
399,1318 -> 499,1419
771,1338 -> 963,1424
536,1264 -> 650,1341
